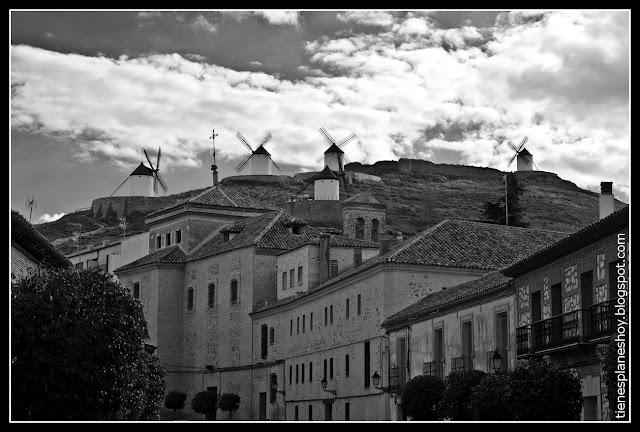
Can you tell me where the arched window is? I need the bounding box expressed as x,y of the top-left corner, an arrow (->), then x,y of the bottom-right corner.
133,282 -> 140,299
355,217 -> 365,240
371,219 -> 380,242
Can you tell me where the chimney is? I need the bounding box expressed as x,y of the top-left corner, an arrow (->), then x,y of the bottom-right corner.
599,182 -> 615,219
319,234 -> 331,283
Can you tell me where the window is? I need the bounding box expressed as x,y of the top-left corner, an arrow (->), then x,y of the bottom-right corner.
289,365 -> 292,385
187,287 -> 194,310
462,320 -> 473,370
303,315 -> 306,333
346,298 -> 350,319
290,319 -> 293,336
259,393 -> 267,420
308,405 -> 313,421
354,248 -> 362,266
355,217 -> 365,240
175,229 -> 182,243
330,358 -> 334,379
330,260 -> 339,277
309,361 -> 313,382
166,232 -> 171,246
223,232 -> 230,242
302,363 -> 305,383
133,282 -> 140,299
290,269 -> 295,288
364,341 -> 371,387
294,405 -> 299,421
345,355 -> 350,377
345,403 -> 350,421
581,270 -> 594,309
357,295 -> 362,315
261,324 -> 268,359
297,317 -> 300,334
495,312 -> 508,373
207,283 -> 215,308
324,307 -> 328,326
156,235 -> 162,249
282,272 -> 287,290
371,219 -> 379,242
330,305 -> 334,324
310,312 -> 313,331
270,327 -> 275,345
323,359 -> 328,380
270,374 -> 277,403
434,327 -> 444,362
296,364 -> 299,384
230,279 -> 238,304
298,266 -> 303,285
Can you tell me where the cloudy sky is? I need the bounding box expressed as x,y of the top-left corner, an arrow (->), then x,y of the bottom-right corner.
10,10 -> 629,223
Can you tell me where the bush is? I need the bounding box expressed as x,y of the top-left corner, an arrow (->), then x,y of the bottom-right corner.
401,375 -> 445,420
218,393 -> 240,419
11,268 -> 165,420
442,370 -> 486,420
508,359 -> 583,420
165,391 -> 187,412
192,391 -> 218,420
469,373 -> 513,420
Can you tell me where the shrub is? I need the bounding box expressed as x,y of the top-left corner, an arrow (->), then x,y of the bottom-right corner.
218,393 -> 241,419
165,391 -> 187,412
469,373 -> 513,420
442,370 -> 486,420
401,375 -> 445,420
192,391 -> 218,420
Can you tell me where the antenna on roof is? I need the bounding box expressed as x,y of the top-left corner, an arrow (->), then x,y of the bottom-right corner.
24,196 -> 37,223
210,129 -> 219,186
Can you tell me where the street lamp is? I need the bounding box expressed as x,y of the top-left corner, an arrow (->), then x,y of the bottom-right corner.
492,350 -> 503,374
320,376 -> 336,396
372,371 -> 381,388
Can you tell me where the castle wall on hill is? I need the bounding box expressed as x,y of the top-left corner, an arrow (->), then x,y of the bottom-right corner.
398,158 -> 504,179
91,196 -> 179,219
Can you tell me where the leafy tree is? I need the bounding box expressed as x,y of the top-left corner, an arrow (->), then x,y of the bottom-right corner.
11,268 -> 165,420
401,375 -> 445,420
218,393 -> 240,419
508,359 -> 583,420
192,391 -> 218,420
483,173 -> 527,227
469,373 -> 513,420
441,370 -> 486,420
602,337 -> 626,420
165,391 -> 187,412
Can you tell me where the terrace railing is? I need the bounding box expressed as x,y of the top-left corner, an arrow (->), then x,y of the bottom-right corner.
423,361 -> 444,379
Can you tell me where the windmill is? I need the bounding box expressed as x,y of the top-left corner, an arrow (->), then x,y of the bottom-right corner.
234,131 -> 281,175
315,127 -> 357,190
506,136 -> 537,172
110,147 -> 168,197
24,196 -> 37,223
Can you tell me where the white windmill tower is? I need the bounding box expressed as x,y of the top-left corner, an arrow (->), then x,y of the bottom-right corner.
235,131 -> 281,175
315,127 -> 357,190
506,137 -> 537,172
111,147 -> 169,197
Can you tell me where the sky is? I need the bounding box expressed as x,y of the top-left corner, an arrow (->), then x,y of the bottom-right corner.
10,10 -> 630,223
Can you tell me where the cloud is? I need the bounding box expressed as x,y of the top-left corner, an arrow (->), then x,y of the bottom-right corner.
192,14 -> 217,33
37,212 -> 65,223
10,10 -> 630,201
337,11 -> 395,27
254,11 -> 300,27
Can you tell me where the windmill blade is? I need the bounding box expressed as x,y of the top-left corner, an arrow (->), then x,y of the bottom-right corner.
153,176 -> 158,194
508,152 -> 518,167
235,132 -> 254,152
337,133 -> 356,148
269,155 -> 281,172
506,140 -> 519,152
235,154 -> 253,172
110,176 -> 130,197
156,147 -> 161,171
517,136 -> 528,153
155,172 -> 168,192
338,154 -> 344,173
144,149 -> 155,171
319,127 -> 336,145
315,154 -> 325,164
532,161 -> 540,171
258,131 -> 272,148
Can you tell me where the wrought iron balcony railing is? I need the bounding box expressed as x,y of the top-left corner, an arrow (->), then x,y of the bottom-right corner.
590,299 -> 616,340
389,366 -> 406,393
423,360 -> 444,379
451,355 -> 473,372
516,326 -> 532,356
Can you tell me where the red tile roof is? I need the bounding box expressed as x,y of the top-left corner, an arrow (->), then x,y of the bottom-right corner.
115,245 -> 187,273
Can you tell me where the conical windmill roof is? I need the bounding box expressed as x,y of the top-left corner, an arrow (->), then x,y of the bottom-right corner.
130,163 -> 155,176
518,148 -> 532,157
324,143 -> 345,154
313,165 -> 339,181
253,145 -> 271,156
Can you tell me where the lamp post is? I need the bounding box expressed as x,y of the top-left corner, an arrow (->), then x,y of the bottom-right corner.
492,350 -> 503,374
372,371 -> 394,394
320,376 -> 337,396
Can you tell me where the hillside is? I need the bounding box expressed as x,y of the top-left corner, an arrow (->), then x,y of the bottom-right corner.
35,158 -> 626,255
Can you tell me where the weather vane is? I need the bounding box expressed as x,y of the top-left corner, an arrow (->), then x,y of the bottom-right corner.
210,129 -> 219,186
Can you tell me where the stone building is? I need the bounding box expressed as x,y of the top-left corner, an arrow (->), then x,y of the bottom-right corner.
342,193 -> 386,242
11,209 -> 70,281
505,202 -> 628,420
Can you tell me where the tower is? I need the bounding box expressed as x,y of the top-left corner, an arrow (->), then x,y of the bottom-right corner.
516,148 -> 534,172
342,192 -> 386,242
313,166 -> 339,201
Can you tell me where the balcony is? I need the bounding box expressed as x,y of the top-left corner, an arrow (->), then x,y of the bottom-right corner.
516,300 -> 616,356
423,360 -> 444,380
389,366 -> 407,394
451,355 -> 473,372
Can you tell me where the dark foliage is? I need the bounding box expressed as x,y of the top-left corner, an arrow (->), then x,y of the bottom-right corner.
469,373 -> 513,420
441,370 -> 487,420
218,393 -> 241,419
11,268 -> 165,420
602,337 -> 626,420
401,375 -> 445,420
165,391 -> 187,412
192,391 -> 218,420
483,173 -> 527,227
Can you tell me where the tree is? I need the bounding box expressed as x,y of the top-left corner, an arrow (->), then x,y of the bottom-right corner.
602,337 -> 626,420
469,373 -> 513,420
508,359 -> 583,420
165,391 -> 187,412
192,391 -> 218,420
441,370 -> 486,420
483,173 -> 527,227
401,375 -> 445,420
217,393 -> 240,419
11,268 -> 165,420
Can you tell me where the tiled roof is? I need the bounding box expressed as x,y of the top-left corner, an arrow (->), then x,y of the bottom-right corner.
130,163 -> 154,176
381,220 -> 566,270
504,206 -> 629,277
383,271 -> 512,328
148,185 -> 278,218
313,166 -> 338,181
11,210 -> 71,269
115,245 -> 187,273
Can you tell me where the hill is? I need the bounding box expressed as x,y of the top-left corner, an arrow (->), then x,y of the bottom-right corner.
35,158 -> 626,255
